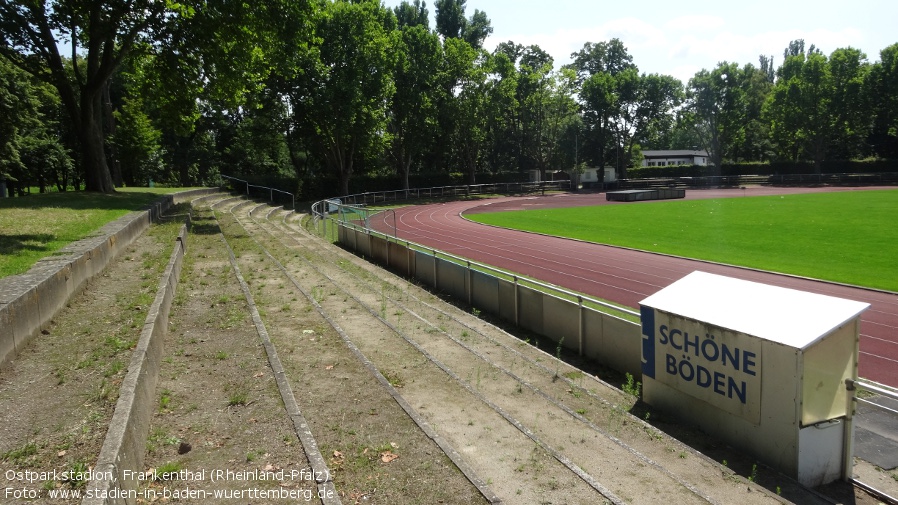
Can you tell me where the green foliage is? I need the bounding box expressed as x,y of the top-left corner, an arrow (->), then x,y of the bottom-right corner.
622,373 -> 641,397
0,0 -> 194,192
866,43 -> 898,158
0,191 -> 169,278
388,24 -> 443,188
685,62 -> 747,171
290,0 -> 396,195
764,43 -> 872,167
1,0 -> 894,198
112,97 -> 164,186
0,55 -> 73,193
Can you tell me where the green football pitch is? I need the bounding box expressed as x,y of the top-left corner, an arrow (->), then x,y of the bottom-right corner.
466,189 -> 898,292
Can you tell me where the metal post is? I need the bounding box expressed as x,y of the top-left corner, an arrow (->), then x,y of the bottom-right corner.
433,249 -> 438,290
843,316 -> 861,482
514,276 -> 519,326
578,295 -> 584,356
843,378 -> 856,482
467,261 -> 472,305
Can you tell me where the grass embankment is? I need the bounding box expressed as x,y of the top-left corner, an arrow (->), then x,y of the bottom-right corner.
0,188 -> 199,278
467,190 -> 898,292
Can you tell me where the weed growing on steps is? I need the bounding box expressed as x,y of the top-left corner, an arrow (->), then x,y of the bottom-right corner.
622,372 -> 641,398
552,337 -> 565,381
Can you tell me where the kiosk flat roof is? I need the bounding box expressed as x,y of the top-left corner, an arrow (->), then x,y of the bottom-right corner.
640,271 -> 870,349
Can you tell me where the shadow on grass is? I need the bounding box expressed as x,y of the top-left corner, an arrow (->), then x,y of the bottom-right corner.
0,234 -> 55,256
0,191 -> 166,212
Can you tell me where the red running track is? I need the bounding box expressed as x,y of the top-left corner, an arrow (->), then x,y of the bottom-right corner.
370,186 -> 898,387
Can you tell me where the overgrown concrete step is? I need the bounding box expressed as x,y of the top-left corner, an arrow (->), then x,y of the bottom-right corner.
0,189 -> 220,369
210,201 -> 494,504
131,205 -> 325,503
247,200 -> 832,500
0,215 -> 187,500
231,204 -> 641,502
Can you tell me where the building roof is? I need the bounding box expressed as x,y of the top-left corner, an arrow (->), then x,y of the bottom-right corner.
642,150 -> 709,158
640,271 -> 869,349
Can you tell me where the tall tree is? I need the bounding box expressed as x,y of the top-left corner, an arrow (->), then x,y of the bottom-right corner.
827,47 -> 871,160
518,45 -> 555,177
547,67 -> 584,174
767,45 -> 872,168
735,61 -> 774,162
0,0 -> 192,192
867,43 -> 898,158
484,49 -> 520,173
111,96 -> 163,187
388,24 -> 442,189
435,0 -> 466,39
439,38 -> 488,183
569,39 -> 636,84
463,9 -> 492,49
0,54 -> 72,194
394,0 -> 429,28
579,71 -> 616,169
685,62 -> 746,171
621,73 -> 683,174
0,55 -> 39,187
293,0 -> 396,196
570,39 -> 638,171
765,45 -> 828,169
434,0 -> 491,49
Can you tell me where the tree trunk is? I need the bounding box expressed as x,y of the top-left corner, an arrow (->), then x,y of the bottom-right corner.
338,168 -> 351,196
178,132 -> 198,186
81,92 -> 116,193
401,157 -> 412,192
103,81 -> 122,187
334,146 -> 354,197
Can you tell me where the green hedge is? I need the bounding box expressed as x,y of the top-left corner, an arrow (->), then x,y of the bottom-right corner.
627,159 -> 898,179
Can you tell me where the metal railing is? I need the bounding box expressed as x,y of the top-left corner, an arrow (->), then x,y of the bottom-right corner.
314,199 -> 639,322
846,378 -> 898,503
221,175 -> 296,210
333,180 -> 571,207
310,179 -> 570,246
312,182 -> 898,501
311,199 -> 397,241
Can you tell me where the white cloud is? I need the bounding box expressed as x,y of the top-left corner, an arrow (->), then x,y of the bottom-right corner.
663,15 -> 726,31
489,11 -> 876,86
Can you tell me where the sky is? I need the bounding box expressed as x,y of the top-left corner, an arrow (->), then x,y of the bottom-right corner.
381,0 -> 897,84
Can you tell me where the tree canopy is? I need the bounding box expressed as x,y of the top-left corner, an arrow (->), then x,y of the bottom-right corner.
1,2 -> 895,198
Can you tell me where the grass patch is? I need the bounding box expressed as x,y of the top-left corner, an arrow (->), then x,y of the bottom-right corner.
0,188 -> 198,278
467,190 -> 898,291
1,442 -> 38,466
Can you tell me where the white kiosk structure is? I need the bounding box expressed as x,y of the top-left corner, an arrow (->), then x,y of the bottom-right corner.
640,271 -> 869,486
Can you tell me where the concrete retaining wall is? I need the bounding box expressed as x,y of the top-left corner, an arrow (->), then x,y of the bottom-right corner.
0,188 -> 218,369
83,222 -> 189,505
337,224 -> 643,378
